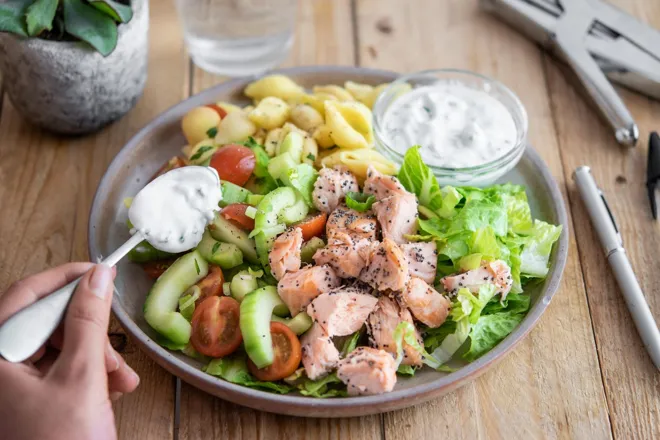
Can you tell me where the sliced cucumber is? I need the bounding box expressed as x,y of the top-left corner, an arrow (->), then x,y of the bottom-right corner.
277,196 -> 308,225
230,269 -> 260,302
197,230 -> 243,269
300,237 -> 325,264
253,187 -> 298,265
220,181 -> 252,207
246,194 -> 264,206
240,286 -> 290,368
271,312 -> 313,335
267,152 -> 298,181
144,250 -> 208,345
128,240 -> 177,263
276,132 -> 304,163
208,214 -> 258,263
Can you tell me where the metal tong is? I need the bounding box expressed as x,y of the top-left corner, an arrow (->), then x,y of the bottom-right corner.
481,0 -> 660,146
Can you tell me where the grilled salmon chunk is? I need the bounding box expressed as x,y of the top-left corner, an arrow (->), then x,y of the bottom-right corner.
277,264 -> 341,316
398,278 -> 451,328
312,166 -> 360,213
300,324 -> 340,380
307,286 -> 378,337
268,227 -> 303,280
364,167 -> 418,244
441,260 -> 513,299
366,296 -> 423,366
359,238 -> 409,292
325,205 -> 378,245
401,242 -> 437,284
337,347 -> 397,396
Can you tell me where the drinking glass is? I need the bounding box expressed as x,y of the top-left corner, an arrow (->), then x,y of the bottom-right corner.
174,0 -> 297,77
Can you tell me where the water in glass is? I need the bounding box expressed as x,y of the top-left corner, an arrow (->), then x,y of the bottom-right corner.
174,0 -> 297,77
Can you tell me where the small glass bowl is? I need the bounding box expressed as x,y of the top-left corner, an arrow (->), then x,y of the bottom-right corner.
372,69 -> 529,187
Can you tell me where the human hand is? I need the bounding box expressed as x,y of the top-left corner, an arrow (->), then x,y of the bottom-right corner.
0,263 -> 140,440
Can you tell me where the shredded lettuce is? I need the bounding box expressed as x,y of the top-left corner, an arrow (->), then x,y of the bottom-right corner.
519,220 -> 563,278
204,354 -> 293,394
297,373 -> 347,398
397,146 -> 462,218
463,312 -> 525,361
397,364 -> 417,376
340,331 -> 362,356
345,191 -> 375,212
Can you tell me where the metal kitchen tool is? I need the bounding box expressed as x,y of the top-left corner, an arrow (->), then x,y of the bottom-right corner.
481,0 -> 660,146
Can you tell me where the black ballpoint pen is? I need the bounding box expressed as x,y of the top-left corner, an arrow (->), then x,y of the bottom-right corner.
647,132 -> 660,220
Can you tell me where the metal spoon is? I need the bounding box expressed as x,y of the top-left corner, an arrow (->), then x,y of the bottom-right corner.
0,232 -> 144,363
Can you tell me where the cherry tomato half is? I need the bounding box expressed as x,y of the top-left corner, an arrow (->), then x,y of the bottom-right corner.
142,260 -> 175,279
206,104 -> 228,119
209,144 -> 256,186
294,212 -> 328,241
190,296 -> 242,358
247,322 -> 302,381
196,265 -> 225,305
221,203 -> 255,231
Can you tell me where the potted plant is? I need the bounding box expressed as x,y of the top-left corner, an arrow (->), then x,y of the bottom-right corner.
0,0 -> 148,135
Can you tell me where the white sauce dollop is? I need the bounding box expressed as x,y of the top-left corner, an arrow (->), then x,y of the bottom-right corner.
129,166 -> 222,253
382,82 -> 518,168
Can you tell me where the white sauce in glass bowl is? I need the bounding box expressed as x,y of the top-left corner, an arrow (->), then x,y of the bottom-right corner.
382,82 -> 518,168
129,166 -> 222,253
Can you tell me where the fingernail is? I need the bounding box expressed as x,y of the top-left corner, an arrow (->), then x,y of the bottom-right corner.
128,366 -> 140,386
110,392 -> 123,401
90,264 -> 112,299
108,342 -> 119,372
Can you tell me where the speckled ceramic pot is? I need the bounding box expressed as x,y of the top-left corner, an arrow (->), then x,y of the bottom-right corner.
0,0 -> 148,135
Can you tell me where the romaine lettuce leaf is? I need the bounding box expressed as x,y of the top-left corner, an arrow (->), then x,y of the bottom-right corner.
423,320 -> 457,352
463,312 -> 525,361
345,191 -> 375,212
498,184 -> 533,234
396,364 -> 417,376
447,195 -> 508,237
340,330 -> 362,356
297,373 -> 347,398
482,293 -> 531,316
204,354 -> 293,394
519,220 -> 563,278
397,146 -> 463,218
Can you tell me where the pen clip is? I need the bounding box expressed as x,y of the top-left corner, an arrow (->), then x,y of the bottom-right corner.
599,190 -> 623,246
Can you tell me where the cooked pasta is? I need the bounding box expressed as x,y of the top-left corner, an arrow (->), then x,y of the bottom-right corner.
320,148 -> 398,181
181,106 -> 221,146
289,104 -> 323,132
324,100 -> 374,149
301,136 -> 319,165
312,124 -> 335,149
312,85 -> 354,101
248,97 -> 290,130
264,128 -> 284,157
244,75 -> 305,101
214,111 -> 257,145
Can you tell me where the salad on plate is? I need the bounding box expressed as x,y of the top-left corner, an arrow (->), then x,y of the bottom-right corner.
125,75 -> 562,397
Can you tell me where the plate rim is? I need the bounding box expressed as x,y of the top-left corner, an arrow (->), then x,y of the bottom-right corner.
88,65 -> 569,417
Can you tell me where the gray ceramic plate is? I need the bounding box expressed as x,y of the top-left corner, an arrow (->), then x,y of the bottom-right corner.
88,66 -> 569,418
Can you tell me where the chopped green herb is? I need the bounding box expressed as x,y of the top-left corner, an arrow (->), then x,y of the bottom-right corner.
211,242 -> 220,255
190,145 -> 213,161
206,127 -> 218,138
345,192 -> 375,212
194,258 -> 200,275
306,153 -> 316,161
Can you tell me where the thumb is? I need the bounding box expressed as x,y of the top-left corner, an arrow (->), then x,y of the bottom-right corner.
50,264 -> 114,385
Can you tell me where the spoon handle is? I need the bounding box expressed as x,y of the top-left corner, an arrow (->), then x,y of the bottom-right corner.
0,233 -> 144,363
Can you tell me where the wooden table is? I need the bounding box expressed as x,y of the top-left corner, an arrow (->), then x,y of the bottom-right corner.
1,0 -> 659,438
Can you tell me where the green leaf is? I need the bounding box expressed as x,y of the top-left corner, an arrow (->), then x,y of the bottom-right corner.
340,331 -> 362,357
396,364 -> 417,376
306,153 -> 316,161
519,220 -> 563,278
204,353 -> 294,394
0,0 -> 31,36
345,191 -> 375,212
194,258 -> 200,275
63,0 -> 118,56
463,312 -> 524,361
155,334 -> 187,351
397,146 -> 445,214
482,293 -> 530,316
89,0 -> 133,23
297,373 -> 347,398
447,195 -> 508,237
178,286 -> 201,322
26,0 -> 58,36
211,242 -> 220,255
190,145 -> 213,161
206,126 -> 218,138
423,320 -> 457,352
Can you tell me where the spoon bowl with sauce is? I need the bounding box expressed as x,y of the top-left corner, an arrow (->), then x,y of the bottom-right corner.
373,69 -> 528,187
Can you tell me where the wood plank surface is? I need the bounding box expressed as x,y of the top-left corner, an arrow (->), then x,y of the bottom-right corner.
544,1 -> 660,438
0,1 -> 186,438
355,0 -> 613,439
179,1 -> 382,439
